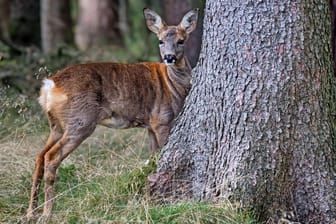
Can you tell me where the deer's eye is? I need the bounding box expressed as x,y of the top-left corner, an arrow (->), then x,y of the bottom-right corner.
159,40 -> 164,45
177,40 -> 184,46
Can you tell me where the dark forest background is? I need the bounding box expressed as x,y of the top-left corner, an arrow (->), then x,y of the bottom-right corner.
0,0 -> 204,96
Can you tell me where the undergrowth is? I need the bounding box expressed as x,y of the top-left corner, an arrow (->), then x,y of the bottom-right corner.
0,128 -> 257,224
0,87 -> 48,139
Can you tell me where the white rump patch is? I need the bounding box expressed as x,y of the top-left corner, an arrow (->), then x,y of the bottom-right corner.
42,79 -> 55,90
39,79 -> 55,112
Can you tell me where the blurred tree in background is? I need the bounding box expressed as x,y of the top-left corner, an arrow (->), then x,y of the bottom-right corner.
41,0 -> 72,53
0,0 -> 18,53
0,0 -> 38,54
10,0 -> 40,47
75,0 -> 121,50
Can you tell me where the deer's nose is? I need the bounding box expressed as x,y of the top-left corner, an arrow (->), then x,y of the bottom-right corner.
163,54 -> 177,65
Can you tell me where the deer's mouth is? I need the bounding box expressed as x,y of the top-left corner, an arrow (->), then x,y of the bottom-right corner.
164,61 -> 176,66
163,55 -> 177,66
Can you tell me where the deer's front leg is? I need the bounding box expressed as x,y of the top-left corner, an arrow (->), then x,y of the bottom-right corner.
151,124 -> 171,150
148,129 -> 159,154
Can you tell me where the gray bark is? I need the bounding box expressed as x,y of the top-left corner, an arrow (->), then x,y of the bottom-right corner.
331,0 -> 336,77
41,0 -> 72,53
149,0 -> 336,223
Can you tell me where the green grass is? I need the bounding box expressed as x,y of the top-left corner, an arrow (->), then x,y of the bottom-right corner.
0,131 -> 257,223
0,132 -> 256,224
1,162 -> 257,223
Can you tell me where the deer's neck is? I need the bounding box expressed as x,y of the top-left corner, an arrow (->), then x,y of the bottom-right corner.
165,57 -> 192,113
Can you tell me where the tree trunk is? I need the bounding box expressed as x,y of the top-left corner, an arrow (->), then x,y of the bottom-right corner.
0,0 -> 11,43
10,0 -> 40,47
0,0 -> 22,53
41,0 -> 72,53
163,0 -> 203,68
331,0 -> 336,77
149,0 -> 336,223
75,0 -> 122,50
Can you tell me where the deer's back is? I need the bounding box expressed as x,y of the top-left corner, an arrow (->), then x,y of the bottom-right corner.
42,62 -> 173,128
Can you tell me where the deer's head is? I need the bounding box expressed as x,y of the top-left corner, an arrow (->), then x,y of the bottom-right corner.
144,8 -> 198,66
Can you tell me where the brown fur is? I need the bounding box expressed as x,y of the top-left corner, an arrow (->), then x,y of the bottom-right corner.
25,8 -> 198,222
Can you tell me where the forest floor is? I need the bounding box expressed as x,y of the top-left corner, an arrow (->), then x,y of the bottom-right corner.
0,45 -> 258,223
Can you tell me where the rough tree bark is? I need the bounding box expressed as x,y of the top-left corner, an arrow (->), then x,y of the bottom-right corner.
41,0 -> 72,53
75,0 -> 122,50
331,0 -> 336,77
163,0 -> 203,68
149,0 -> 336,223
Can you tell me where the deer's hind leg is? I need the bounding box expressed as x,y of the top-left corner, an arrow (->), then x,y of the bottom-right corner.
26,114 -> 63,221
41,114 -> 98,221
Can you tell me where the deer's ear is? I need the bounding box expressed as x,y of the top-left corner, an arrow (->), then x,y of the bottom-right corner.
144,8 -> 166,34
179,8 -> 199,34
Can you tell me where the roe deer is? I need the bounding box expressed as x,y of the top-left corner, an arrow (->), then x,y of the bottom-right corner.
25,8 -> 198,222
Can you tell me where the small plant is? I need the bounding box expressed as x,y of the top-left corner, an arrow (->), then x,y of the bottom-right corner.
0,87 -> 48,138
